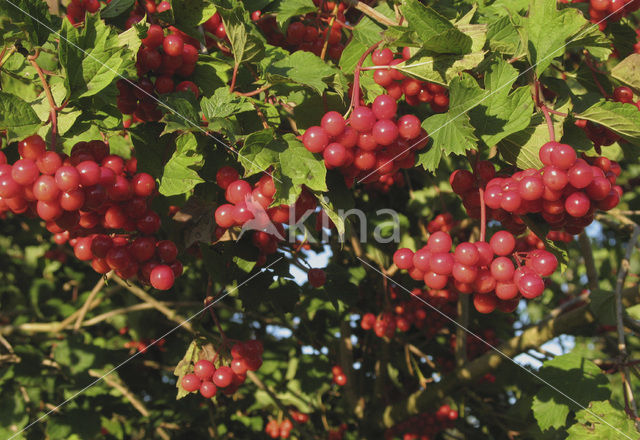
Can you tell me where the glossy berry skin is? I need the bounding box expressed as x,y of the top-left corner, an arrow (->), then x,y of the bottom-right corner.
181,373 -> 201,392
194,360 -> 216,381
308,268 -> 326,288
150,265 -> 175,290
350,107 -> 376,132
302,126 -> 329,153
372,95 -> 397,120
614,86 -> 634,103
518,273 -> 545,298
473,293 -> 497,314
199,381 -> 217,398
427,231 -> 452,253
489,231 -> 515,256
527,250 -> 558,277
212,366 -> 233,388
564,192 -> 590,217
163,34 -> 184,56
397,115 -> 422,140
323,143 -> 347,167
393,248 -> 414,269
454,242 -> 479,266
225,180 -> 252,204
550,144 -> 577,170
321,111 -> 346,137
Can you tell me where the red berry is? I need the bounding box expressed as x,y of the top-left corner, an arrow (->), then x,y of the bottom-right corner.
194,359 -> 216,380
150,265 -> 175,290
181,373 -> 201,392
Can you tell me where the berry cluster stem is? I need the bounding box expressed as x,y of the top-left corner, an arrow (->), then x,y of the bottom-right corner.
479,187 -> 486,242
347,40 -> 381,117
541,105 -> 555,142
27,52 -> 57,148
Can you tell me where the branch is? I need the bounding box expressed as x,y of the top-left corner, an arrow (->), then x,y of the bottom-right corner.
615,225 -> 640,422
111,275 -> 195,333
351,1 -> 400,27
73,274 -> 109,330
377,285 -> 640,428
89,369 -> 170,440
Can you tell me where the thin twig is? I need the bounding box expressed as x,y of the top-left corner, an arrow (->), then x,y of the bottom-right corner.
352,1 -> 399,26
111,275 -> 195,333
73,274 -> 109,330
615,225 -> 640,424
89,369 -> 170,440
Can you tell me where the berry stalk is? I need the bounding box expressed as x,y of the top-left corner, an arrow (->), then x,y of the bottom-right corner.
28,52 -> 57,148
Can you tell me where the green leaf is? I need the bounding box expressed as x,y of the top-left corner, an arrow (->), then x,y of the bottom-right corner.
218,4 -> 265,65
612,54 -> 640,93
0,91 -> 41,140
275,0 -> 316,27
101,0 -> 135,18
159,91 -> 202,135
577,100 -> 640,147
279,134 -> 327,193
417,113 -> 477,172
316,173 -> 354,240
173,340 -> 198,399
58,13 -> 127,99
532,352 -> 610,431
520,0 -> 590,76
498,113 -> 564,170
401,0 -> 472,54
266,50 -> 340,94
0,0 -> 57,46
201,87 -> 254,120
171,0 -> 217,35
158,132 -> 204,196
567,401 -> 637,439
467,59 -> 535,147
237,129 -> 287,177
588,289 -> 616,326
486,14 -> 525,56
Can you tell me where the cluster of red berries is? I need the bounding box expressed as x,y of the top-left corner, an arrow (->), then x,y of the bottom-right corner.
65,0 -> 103,24
427,213 -> 457,234
385,404 -> 458,440
0,135 -> 182,290
116,23 -> 200,122
572,0 -> 640,30
364,170 -> 406,193
577,86 -> 639,149
265,418 -> 293,439
202,12 -> 229,45
393,230 -> 559,314
303,99 -> 428,185
474,144 -> 622,235
180,340 -> 263,398
360,289 -> 457,338
255,5 -> 346,60
371,48 -> 450,112
332,365 -> 347,386
213,167 -> 283,261
213,167 -> 321,262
